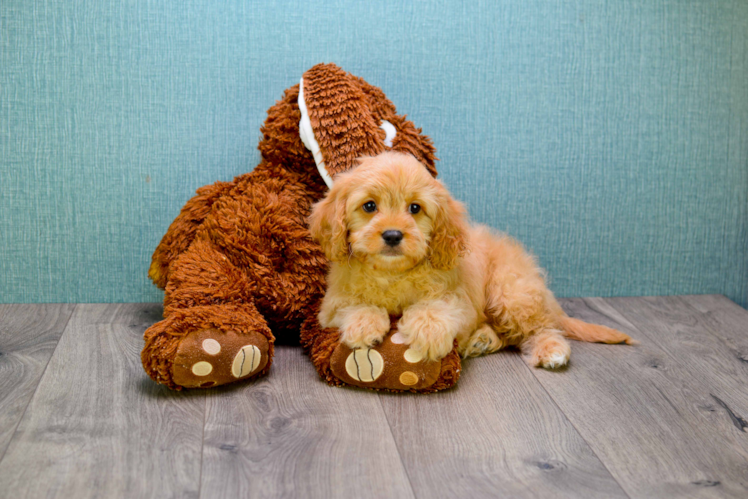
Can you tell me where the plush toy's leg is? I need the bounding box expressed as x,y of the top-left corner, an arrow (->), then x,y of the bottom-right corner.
142,170 -> 326,390
142,303 -> 273,390
142,235 -> 277,390
300,305 -> 461,393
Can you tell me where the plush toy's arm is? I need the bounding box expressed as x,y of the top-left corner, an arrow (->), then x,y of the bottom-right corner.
148,180 -> 234,289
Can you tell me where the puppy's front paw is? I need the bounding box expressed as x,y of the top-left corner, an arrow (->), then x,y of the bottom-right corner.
339,306 -> 390,349
398,308 -> 456,362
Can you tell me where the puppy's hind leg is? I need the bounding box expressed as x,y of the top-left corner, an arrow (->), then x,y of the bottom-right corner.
520,328 -> 571,369
459,324 -> 504,358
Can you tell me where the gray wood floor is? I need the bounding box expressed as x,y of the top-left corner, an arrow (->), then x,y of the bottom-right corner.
0,296 -> 747,498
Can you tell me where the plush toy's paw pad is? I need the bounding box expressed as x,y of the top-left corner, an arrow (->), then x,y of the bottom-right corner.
331,327 -> 443,390
202,338 -> 221,355
172,329 -> 269,388
345,348 -> 385,382
231,345 -> 264,378
191,361 -> 213,376
399,371 -> 420,386
405,347 -> 431,364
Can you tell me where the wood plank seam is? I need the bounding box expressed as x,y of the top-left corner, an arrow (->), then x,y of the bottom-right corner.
677,295 -> 748,373
674,295 -> 748,434
608,295 -> 748,432
527,296 -> 748,497
519,358 -> 632,498
198,346 -> 415,498
0,304 -> 76,467
377,394 -> 419,499
378,350 -> 629,498
588,296 -> 748,495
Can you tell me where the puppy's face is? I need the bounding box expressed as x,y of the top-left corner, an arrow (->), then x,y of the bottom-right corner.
344,158 -> 433,272
309,152 -> 467,272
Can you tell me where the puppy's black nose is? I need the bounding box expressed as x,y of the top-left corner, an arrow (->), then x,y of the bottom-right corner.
382,230 -> 403,247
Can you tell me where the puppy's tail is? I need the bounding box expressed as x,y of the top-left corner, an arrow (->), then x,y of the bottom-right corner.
559,316 -> 638,345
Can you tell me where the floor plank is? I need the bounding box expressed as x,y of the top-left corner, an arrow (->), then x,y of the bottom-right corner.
379,351 -> 627,498
610,296 -> 748,436
0,304 -> 206,499
200,345 -> 414,498
201,347 -> 413,498
0,304 -> 74,462
2,297 -> 746,498
529,297 -> 748,498
679,294 -> 748,372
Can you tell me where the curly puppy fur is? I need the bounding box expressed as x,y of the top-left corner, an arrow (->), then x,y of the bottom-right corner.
309,152 -> 636,368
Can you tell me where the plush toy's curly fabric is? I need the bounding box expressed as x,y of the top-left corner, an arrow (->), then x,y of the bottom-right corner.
141,63 -> 456,392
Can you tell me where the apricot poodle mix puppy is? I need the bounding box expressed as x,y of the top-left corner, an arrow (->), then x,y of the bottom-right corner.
309,152 -> 635,368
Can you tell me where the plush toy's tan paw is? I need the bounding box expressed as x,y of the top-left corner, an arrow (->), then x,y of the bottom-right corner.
172,329 -> 269,388
330,328 -> 444,391
344,348 -> 386,383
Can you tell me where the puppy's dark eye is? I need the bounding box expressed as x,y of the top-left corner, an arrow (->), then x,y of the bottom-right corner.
362,201 -> 377,213
409,203 -> 421,214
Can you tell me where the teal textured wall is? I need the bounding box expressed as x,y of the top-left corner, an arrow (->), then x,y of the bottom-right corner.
1,1 -> 747,306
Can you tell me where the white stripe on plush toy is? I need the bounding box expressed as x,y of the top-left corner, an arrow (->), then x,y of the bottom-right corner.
298,77 -> 334,188
298,78 -> 398,188
380,120 -> 396,147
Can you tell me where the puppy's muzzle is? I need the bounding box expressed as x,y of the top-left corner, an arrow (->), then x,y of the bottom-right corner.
382,230 -> 403,247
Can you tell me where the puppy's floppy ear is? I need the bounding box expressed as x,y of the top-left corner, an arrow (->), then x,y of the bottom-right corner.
308,182 -> 350,263
428,182 -> 468,270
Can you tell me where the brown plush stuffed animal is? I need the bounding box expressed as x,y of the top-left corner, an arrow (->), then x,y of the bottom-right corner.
142,63 -> 461,392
